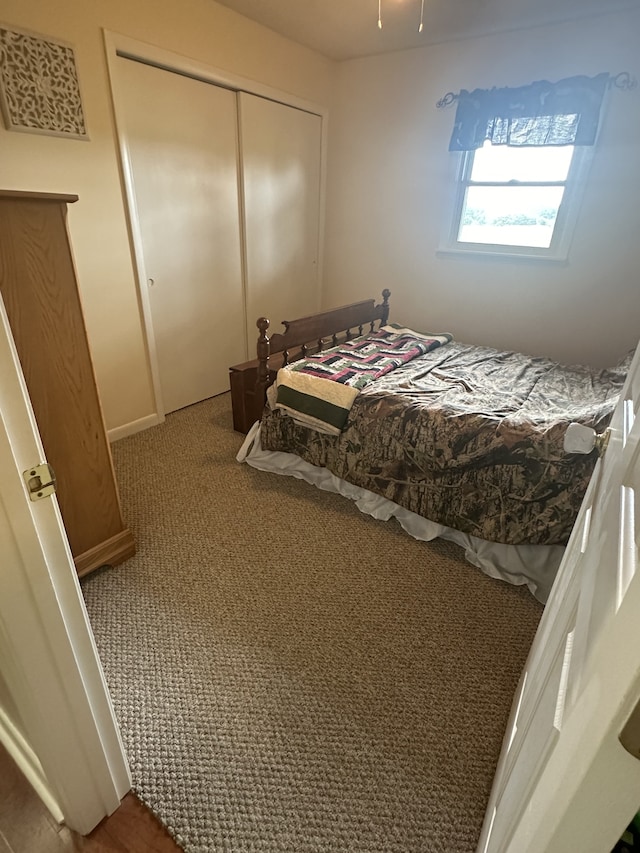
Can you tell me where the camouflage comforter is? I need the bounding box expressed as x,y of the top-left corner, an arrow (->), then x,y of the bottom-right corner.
260,341 -> 629,545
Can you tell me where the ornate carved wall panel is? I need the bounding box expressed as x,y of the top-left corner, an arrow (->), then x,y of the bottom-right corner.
0,26 -> 87,139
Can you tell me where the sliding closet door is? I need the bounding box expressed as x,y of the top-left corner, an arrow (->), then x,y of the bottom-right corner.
116,58 -> 246,414
238,93 -> 322,345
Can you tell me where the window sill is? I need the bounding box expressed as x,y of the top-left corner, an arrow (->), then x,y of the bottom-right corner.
436,246 -> 569,266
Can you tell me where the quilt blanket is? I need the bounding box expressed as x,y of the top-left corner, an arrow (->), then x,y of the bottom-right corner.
275,326 -> 452,434
263,341 -> 631,545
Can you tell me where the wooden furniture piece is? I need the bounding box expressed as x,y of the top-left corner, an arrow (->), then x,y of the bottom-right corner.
0,190 -> 135,576
229,351 -> 286,434
229,291 -> 391,433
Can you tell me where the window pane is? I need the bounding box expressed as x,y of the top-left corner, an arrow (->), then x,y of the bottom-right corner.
458,185 -> 566,248
470,142 -> 574,183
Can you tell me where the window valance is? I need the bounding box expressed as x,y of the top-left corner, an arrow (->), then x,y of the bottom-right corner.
448,73 -> 610,151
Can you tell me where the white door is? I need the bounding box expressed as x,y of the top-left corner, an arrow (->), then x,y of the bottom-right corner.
478,341 -> 640,853
116,57 -> 247,414
0,297 -> 130,833
239,92 -> 322,345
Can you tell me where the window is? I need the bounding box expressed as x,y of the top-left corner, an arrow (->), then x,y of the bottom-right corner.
439,73 -> 610,261
453,141 -> 580,255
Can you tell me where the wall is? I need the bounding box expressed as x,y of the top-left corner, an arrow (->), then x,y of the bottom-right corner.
323,9 -> 640,367
0,0 -> 334,430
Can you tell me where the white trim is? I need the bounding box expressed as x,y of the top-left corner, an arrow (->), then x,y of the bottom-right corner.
103,37 -> 165,419
103,30 -> 327,117
102,29 -> 328,417
0,295 -> 130,835
234,92 -> 251,362
316,112 -> 328,313
436,247 -> 569,266
0,706 -> 64,824
108,412 -> 162,443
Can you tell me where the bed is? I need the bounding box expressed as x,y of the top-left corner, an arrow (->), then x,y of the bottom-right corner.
234,292 -> 629,602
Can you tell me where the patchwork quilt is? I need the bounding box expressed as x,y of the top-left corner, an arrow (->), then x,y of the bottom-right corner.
275,326 -> 452,434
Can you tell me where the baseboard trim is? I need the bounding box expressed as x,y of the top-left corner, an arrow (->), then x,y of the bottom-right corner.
74,529 -> 136,577
107,413 -> 162,443
0,706 -> 64,824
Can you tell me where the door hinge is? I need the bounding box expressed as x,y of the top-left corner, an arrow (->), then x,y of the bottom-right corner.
23,463 -> 57,501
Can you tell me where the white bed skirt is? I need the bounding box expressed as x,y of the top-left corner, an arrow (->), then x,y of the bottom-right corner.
237,422 -> 563,604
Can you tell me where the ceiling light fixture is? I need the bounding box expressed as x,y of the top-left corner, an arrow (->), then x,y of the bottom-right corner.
377,1 -> 425,33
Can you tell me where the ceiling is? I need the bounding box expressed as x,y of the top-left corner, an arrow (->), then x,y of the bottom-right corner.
214,0 -> 640,61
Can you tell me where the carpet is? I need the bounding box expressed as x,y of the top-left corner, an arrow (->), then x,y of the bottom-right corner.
81,393 -> 542,853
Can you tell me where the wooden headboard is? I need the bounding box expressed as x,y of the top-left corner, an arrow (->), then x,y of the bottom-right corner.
256,289 -> 391,408
228,290 -> 390,433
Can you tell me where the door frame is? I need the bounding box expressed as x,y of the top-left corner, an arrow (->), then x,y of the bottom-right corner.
0,296 -> 130,834
102,30 -> 328,428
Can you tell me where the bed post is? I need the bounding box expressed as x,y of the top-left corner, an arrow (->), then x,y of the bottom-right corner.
255,317 -> 271,419
380,289 -> 391,326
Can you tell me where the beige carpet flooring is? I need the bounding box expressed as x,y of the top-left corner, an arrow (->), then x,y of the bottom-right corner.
81,392 -> 542,853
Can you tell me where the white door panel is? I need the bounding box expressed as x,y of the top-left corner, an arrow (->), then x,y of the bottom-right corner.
239,92 -> 322,345
479,340 -> 640,853
117,58 -> 247,414
0,297 -> 129,833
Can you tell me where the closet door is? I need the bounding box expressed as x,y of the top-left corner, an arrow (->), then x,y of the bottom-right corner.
238,93 -> 322,345
116,58 -> 247,414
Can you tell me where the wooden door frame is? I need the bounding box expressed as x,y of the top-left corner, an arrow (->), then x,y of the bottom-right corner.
0,297 -> 131,833
102,30 -> 328,433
